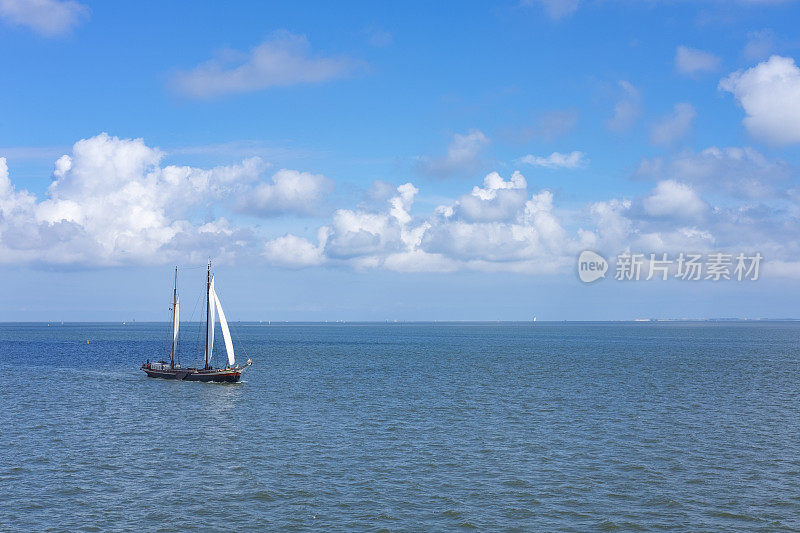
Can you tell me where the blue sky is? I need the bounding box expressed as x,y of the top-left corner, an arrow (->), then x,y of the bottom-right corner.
2,0 -> 800,321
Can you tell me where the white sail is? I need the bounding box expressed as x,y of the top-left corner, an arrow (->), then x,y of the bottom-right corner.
206,276 -> 216,367
172,295 -> 179,356
211,286 -> 235,367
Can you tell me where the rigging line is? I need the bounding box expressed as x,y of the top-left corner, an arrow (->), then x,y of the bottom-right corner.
225,312 -> 252,364
230,325 -> 251,365
228,316 -> 247,359
196,287 -> 208,367
186,282 -> 205,367
188,284 -> 202,323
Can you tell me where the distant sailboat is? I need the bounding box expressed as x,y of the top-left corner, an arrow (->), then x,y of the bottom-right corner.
532,316 -> 537,323
141,262 -> 252,383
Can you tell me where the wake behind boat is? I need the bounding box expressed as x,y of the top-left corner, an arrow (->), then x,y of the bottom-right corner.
142,261 -> 252,383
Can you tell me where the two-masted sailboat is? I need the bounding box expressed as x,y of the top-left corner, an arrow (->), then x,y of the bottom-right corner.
141,261 -> 252,383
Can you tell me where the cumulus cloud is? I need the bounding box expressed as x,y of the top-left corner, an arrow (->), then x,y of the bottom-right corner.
719,55 -> 800,144
264,172 -> 576,274
519,151 -> 586,169
650,103 -> 696,146
237,169 -> 333,217
607,80 -> 641,132
0,0 -> 88,36
322,183 -> 420,260
675,46 -> 721,76
262,230 -> 328,268
0,133 -> 333,266
455,171 -> 529,222
421,184 -> 575,271
416,129 -> 489,178
4,135 -> 800,277
172,31 -> 360,99
642,180 -> 707,220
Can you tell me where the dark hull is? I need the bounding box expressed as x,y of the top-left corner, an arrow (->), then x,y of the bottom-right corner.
142,367 -> 242,383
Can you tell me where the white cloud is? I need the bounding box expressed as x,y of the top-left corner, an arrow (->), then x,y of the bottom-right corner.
0,133 -> 334,266
675,46 -> 721,76
262,231 -> 327,268
4,135 -> 800,277
650,103 -> 696,146
519,151 -> 586,169
607,80 -> 641,132
455,171 -> 529,222
420,186 -> 573,271
237,169 -> 333,217
0,157 -> 36,219
172,31 -> 359,99
642,180 -> 707,220
416,129 -> 489,178
26,134 -> 264,264
364,180 -> 398,204
270,173 -> 576,274
0,0 -> 87,36
382,250 -> 458,273
719,55 -> 800,144
323,183 -> 420,260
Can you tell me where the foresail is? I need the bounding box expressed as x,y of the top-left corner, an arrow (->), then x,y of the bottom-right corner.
206,277 -> 216,366
211,286 -> 235,367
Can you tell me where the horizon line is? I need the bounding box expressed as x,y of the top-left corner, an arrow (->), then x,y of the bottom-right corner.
2,318 -> 799,324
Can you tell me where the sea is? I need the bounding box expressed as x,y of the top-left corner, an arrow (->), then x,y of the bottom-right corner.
1,321 -> 799,531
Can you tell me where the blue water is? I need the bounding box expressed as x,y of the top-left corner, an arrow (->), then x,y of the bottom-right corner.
1,321 -> 800,531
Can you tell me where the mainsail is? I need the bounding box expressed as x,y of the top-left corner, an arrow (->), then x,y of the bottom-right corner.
170,266 -> 179,367
172,295 -> 179,356
211,286 -> 236,367
206,276 -> 216,368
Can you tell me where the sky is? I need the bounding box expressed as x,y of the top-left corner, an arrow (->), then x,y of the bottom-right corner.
2,0 -> 800,321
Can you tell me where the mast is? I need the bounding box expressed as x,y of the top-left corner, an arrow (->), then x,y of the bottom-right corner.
170,266 -> 178,368
204,260 -> 210,370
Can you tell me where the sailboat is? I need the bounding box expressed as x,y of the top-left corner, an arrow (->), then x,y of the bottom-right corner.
141,261 -> 252,383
